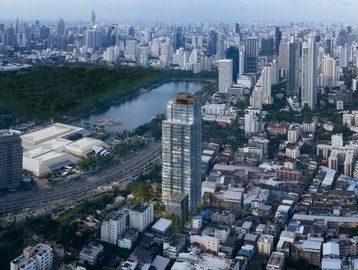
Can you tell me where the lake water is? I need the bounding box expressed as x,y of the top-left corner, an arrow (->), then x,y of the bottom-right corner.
79,81 -> 204,132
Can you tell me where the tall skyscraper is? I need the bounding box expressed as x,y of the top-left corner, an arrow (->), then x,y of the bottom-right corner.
320,57 -> 338,88
287,35 -> 300,96
57,18 -> 65,36
218,59 -> 233,93
244,37 -> 259,74
0,130 -> 22,190
278,36 -> 288,73
207,30 -> 218,56
173,27 -> 184,50
261,37 -> 274,56
162,93 -> 202,212
91,10 -> 96,26
301,34 -> 317,110
275,27 -> 282,54
235,23 -> 241,35
226,46 -> 239,82
324,38 -> 333,56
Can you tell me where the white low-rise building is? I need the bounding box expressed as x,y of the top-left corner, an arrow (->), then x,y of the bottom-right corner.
79,242 -> 104,265
11,244 -> 53,270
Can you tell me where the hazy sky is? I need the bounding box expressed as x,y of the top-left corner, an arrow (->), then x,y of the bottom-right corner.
1,0 -> 358,23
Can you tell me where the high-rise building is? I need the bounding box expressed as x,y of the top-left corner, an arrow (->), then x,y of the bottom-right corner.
207,30 -> 218,56
278,36 -> 288,73
124,39 -> 137,60
262,64 -> 274,104
320,57 -> 338,88
245,113 -> 259,135
173,27 -> 184,50
261,37 -> 274,56
57,18 -> 65,36
275,27 -> 282,54
287,35 -> 300,96
226,46 -> 240,83
0,130 -> 22,190
85,28 -> 102,50
91,10 -> 96,26
325,38 -> 333,56
235,23 -> 241,35
218,59 -> 233,93
250,85 -> 263,110
301,34 -> 317,110
244,37 -> 259,74
338,44 -> 349,68
162,93 -> 202,212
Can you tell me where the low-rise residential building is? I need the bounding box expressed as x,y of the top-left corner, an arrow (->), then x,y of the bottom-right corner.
118,229 -> 139,249
11,244 -> 53,270
257,234 -> 274,256
79,242 -> 104,265
163,233 -> 187,259
266,252 -> 285,270
190,234 -> 220,253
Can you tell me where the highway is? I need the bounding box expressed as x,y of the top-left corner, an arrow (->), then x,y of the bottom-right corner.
0,141 -> 161,219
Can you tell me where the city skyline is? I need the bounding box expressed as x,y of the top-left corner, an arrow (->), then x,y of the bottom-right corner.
1,0 -> 358,23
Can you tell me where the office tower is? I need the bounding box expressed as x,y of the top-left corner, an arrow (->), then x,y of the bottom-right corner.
226,46 -> 240,82
139,48 -> 150,67
216,36 -> 225,58
128,26 -> 135,37
173,27 -> 184,50
5,27 -> 15,47
347,26 -> 352,34
57,18 -> 65,35
301,34 -> 317,110
325,38 -> 333,56
40,25 -> 50,40
250,85 -> 263,110
124,40 -> 137,60
0,130 -> 22,190
207,30 -> 218,56
337,30 -> 347,46
85,28 -> 102,50
278,36 -> 288,72
275,27 -> 282,54
0,25 -> 4,46
261,37 -> 274,56
320,57 -> 338,88
162,93 -> 202,212
338,44 -> 349,68
91,10 -> 96,26
235,23 -> 241,35
244,37 -> 259,73
287,35 -> 300,96
218,59 -> 233,93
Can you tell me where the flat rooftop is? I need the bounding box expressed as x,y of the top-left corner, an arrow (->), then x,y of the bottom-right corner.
21,123 -> 83,145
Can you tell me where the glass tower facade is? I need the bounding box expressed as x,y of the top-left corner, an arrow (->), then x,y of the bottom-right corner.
162,93 -> 202,212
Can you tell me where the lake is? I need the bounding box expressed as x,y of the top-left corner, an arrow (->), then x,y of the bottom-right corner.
79,81 -> 205,132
